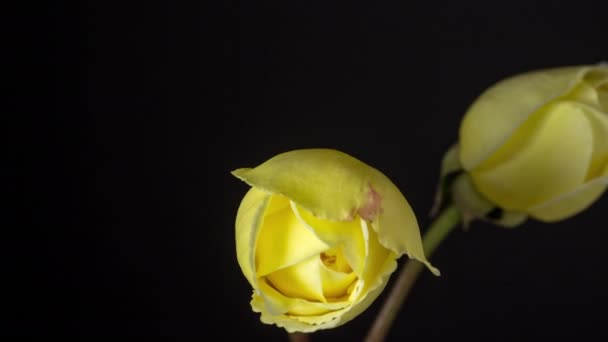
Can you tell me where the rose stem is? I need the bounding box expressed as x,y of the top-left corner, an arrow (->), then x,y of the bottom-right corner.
364,204 -> 461,342
288,332 -> 311,342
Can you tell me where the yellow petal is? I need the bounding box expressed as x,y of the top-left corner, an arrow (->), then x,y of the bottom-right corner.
562,65 -> 608,111
233,149 -> 436,273
319,261 -> 358,299
331,228 -> 399,329
264,192 -> 291,216
579,102 -> 608,179
581,66 -> 608,88
579,65 -> 608,112
266,255 -> 325,303
291,202 -> 367,276
265,229 -> 399,332
254,280 -> 349,317
235,187 -> 271,288
359,222 -> 394,293
460,65 -> 595,170
250,224 -> 400,333
233,149 -> 377,221
529,165 -> 608,222
331,267 -> 392,327
252,280 -> 352,332
319,246 -> 352,273
288,307 -> 350,326
471,102 -> 593,210
255,196 -> 329,277
370,173 -> 439,275
253,287 -> 349,332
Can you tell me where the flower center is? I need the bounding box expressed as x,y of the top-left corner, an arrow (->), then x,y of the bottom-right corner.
320,247 -> 352,273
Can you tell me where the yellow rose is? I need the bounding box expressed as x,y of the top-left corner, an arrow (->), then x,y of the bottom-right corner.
459,64 -> 608,222
232,149 -> 438,332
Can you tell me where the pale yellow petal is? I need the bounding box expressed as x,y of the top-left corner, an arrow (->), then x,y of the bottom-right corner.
460,65 -> 594,170
253,289 -> 348,333
359,223 -> 394,292
578,103 -> 608,179
312,226 -> 396,330
319,246 -> 352,273
255,197 -> 329,277
253,280 -> 349,316
581,66 -> 608,88
370,172 -> 439,275
233,149 -> 436,273
235,187 -> 271,288
470,103 -> 549,173
580,66 -> 608,112
251,280 -> 351,332
291,202 -> 366,276
285,300 -> 348,317
232,149 -> 375,221
331,234 -> 398,329
282,238 -> 398,331
266,255 -> 325,303
561,64 -> 608,113
251,222 -> 402,333
264,193 -> 291,216
529,166 -> 608,222
471,102 -> 593,210
319,261 -> 358,300
288,308 -> 349,326
265,270 -> 389,332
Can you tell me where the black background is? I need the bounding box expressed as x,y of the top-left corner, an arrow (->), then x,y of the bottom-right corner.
16,1 -> 608,340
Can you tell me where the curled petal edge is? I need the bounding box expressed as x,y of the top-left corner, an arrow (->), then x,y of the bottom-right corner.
528,173 -> 608,222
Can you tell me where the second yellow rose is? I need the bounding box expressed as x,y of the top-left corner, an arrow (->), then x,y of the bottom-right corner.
459,64 -> 608,221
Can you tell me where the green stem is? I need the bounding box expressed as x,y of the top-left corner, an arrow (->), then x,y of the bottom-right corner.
364,205 -> 461,342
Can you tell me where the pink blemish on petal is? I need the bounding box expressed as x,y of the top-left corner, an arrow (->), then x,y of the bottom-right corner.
345,208 -> 357,221
358,185 -> 383,220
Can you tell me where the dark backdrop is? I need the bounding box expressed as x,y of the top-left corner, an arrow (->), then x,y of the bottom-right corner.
18,1 -> 608,340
